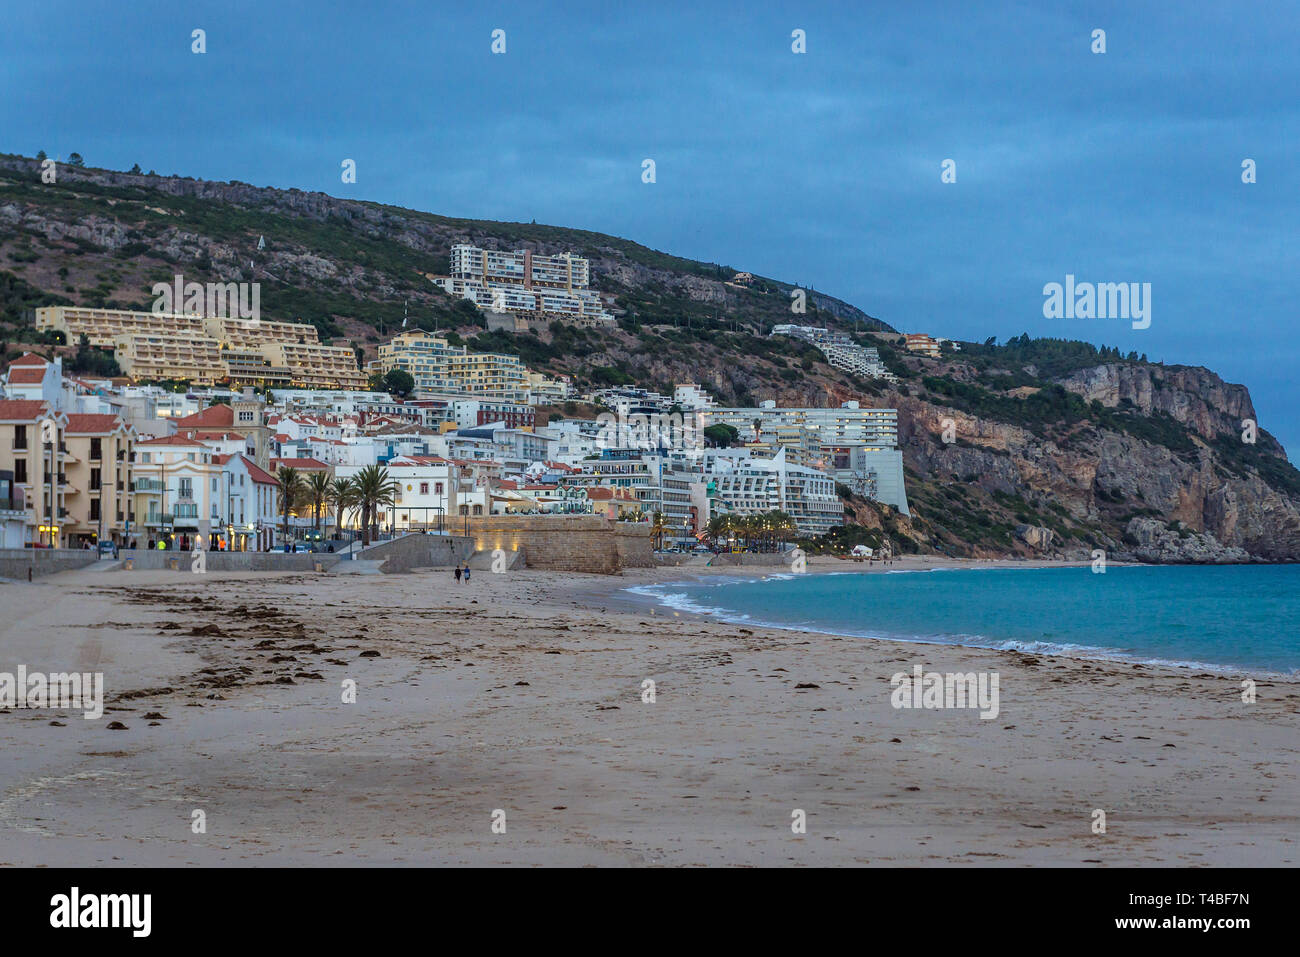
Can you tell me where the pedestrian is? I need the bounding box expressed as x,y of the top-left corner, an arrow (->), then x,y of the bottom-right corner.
454,565 -> 462,583
463,564 -> 471,584
147,537 -> 155,550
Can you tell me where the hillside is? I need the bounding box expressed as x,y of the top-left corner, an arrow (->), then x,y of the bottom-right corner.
3,152 -> 1298,562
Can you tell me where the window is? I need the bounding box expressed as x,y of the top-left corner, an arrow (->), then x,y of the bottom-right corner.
13,425 -> 26,450
14,460 -> 26,484
90,499 -> 100,521
90,468 -> 101,491
90,437 -> 102,460
420,482 -> 428,495
211,477 -> 218,492
140,452 -> 151,463
435,482 -> 444,494
179,478 -> 193,498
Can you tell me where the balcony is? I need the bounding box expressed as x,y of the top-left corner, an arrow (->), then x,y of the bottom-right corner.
133,478 -> 166,492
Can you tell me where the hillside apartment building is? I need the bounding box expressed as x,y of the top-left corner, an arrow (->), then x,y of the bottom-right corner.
35,306 -> 366,389
699,400 -> 910,515
377,329 -> 558,402
429,245 -> 616,327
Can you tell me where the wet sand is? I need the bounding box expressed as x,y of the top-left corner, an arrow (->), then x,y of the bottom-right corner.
0,559 -> 1296,866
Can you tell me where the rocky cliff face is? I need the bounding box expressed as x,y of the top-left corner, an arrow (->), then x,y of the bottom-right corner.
1055,362 -> 1275,451
895,361 -> 1300,562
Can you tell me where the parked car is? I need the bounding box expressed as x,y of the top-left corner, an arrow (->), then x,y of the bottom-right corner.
97,541 -> 117,556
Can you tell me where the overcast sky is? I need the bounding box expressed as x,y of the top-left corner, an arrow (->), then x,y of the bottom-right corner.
5,1 -> 1296,453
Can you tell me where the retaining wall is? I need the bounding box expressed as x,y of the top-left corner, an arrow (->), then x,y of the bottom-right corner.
0,548 -> 100,579
354,533 -> 476,573
115,549 -> 344,572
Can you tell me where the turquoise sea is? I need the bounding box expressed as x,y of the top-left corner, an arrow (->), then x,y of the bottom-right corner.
626,564 -> 1300,675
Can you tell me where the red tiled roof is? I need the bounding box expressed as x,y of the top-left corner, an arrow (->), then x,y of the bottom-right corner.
174,405 -> 235,428
269,457 -> 330,471
186,430 -> 245,440
8,353 -> 48,368
64,413 -> 122,434
135,434 -> 210,447
6,367 -> 47,384
241,456 -> 278,484
0,399 -> 50,421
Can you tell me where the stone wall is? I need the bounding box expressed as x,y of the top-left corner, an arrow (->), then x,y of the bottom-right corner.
116,549 -> 345,572
0,549 -> 99,579
462,516 -> 652,574
355,533 -> 476,573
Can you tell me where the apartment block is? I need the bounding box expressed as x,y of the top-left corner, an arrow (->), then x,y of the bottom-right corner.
773,324 -> 898,381
36,306 -> 363,389
0,399 -> 69,546
378,330 -> 531,401
36,306 -> 207,347
62,413 -> 135,547
701,401 -> 909,514
256,342 -> 368,390
131,435 -> 224,546
709,448 -> 842,536
432,244 -> 615,324
904,334 -> 942,358
113,332 -> 226,385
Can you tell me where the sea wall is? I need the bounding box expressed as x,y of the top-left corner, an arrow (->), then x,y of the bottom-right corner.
355,533 -> 476,573
116,549 -> 345,572
0,549 -> 100,579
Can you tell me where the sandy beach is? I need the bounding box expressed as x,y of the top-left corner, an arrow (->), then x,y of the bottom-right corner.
1,557 -> 1296,867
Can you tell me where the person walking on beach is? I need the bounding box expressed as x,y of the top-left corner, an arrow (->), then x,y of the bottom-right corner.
454,565 -> 462,583
462,564 -> 471,584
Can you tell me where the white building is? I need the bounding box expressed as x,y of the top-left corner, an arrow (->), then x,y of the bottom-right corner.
215,454 -> 280,550
132,435 -> 224,546
701,401 -> 909,514
709,448 -> 841,536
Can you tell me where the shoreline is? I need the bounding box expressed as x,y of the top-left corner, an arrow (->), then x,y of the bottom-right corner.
590,558 -> 1300,682
1,562 -> 1297,866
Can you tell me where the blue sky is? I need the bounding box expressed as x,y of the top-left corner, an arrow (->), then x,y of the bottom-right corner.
4,1 -> 1297,453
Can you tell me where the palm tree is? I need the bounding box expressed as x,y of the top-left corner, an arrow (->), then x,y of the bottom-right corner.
328,476 -> 358,540
353,464 -> 400,546
305,471 -> 331,533
650,510 -> 667,550
706,513 -> 738,550
767,510 -> 797,552
274,466 -> 306,548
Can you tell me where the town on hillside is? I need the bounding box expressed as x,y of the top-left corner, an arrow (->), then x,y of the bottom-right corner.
1,247 -> 942,556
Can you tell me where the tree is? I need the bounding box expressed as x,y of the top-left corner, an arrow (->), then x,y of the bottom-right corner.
352,464 -> 400,546
328,476 -> 359,539
383,368 -> 415,398
67,333 -> 121,376
36,150 -> 46,161
67,153 -> 85,167
704,423 -> 739,448
305,471 -> 331,532
129,163 -> 141,174
650,510 -> 667,550
275,466 -> 306,546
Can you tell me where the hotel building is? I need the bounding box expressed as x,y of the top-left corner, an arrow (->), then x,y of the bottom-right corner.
378,330 -> 533,401
36,306 -> 365,389
701,401 -> 909,514
430,245 -> 615,325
